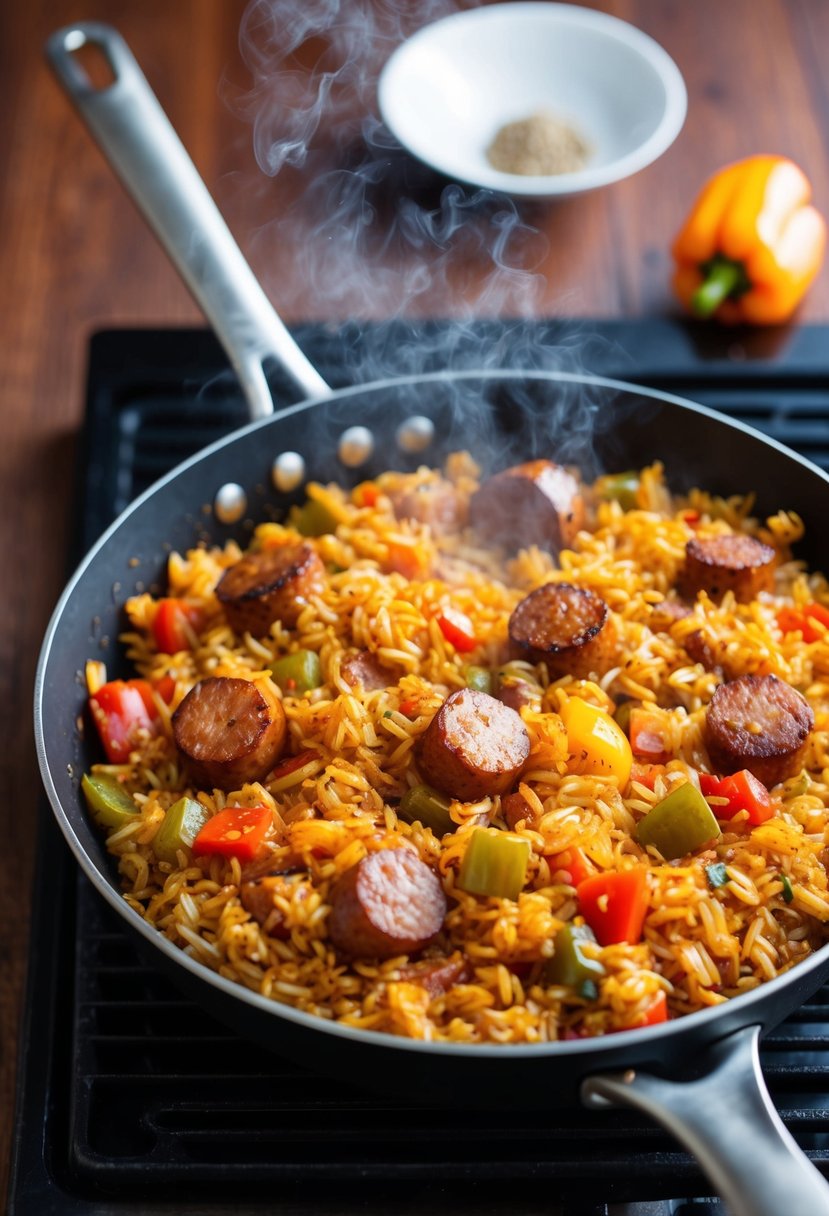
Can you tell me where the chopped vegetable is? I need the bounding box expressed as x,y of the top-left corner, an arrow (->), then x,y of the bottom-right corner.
672,155 -> 826,325
192,806 -> 272,862
464,665 -> 493,694
152,674 -> 177,705
292,498 -> 339,537
398,784 -> 455,836
579,979 -> 599,1001
613,699 -> 634,733
153,796 -> 210,865
706,862 -> 730,888
780,874 -> 794,903
85,659 -> 107,695
386,542 -> 427,580
577,868 -> 649,946
457,828 -> 531,901
560,697 -> 633,787
545,923 -> 606,987
548,847 -> 592,887
628,706 -> 672,763
635,782 -> 721,859
354,481 -> 379,508
268,750 -> 322,793
699,770 -> 773,825
270,649 -> 322,694
89,679 -> 159,762
633,990 -> 668,1027
436,607 -> 477,653
152,598 -> 202,653
595,470 -> 640,510
777,601 -> 829,644
81,773 -> 139,829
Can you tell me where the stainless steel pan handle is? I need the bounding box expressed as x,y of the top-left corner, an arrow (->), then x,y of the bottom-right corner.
45,22 -> 331,420
583,1023 -> 829,1216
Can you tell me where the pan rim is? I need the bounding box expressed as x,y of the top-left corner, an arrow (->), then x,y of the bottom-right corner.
34,367 -> 829,1059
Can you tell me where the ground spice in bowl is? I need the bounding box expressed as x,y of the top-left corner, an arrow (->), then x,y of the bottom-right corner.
486,111 -> 591,176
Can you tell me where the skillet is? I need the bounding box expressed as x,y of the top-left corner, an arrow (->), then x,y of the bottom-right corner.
37,23 -> 829,1215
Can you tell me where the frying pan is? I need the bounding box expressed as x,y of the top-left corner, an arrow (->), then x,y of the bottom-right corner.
37,23 -> 829,1215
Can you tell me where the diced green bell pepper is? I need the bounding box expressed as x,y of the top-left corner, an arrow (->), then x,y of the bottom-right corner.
545,923 -> 606,987
82,773 -> 138,829
464,665 -> 493,694
457,828 -> 531,901
635,782 -> 721,859
292,499 -> 339,537
154,796 -> 211,865
398,784 -> 455,836
596,471 -> 640,510
270,649 -> 322,694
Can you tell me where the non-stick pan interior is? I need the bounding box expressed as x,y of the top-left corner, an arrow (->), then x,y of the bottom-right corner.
39,370 -> 829,895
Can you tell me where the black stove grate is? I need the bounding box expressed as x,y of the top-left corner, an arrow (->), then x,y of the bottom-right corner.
11,320 -> 829,1216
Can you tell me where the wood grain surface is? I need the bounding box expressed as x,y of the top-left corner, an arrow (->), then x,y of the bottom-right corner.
4,0 -> 829,1204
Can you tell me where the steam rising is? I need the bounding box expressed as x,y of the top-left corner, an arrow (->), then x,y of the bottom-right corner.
233,0 -> 552,328
229,0 -> 620,461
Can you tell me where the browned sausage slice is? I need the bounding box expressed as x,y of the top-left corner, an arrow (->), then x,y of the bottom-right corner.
327,848 -> 447,958
678,535 -> 775,604
396,954 -> 473,996
216,543 -> 326,635
240,872 -> 298,938
340,650 -> 394,691
704,673 -> 813,787
508,582 -> 615,679
417,688 -> 530,801
390,478 -> 466,535
172,676 -> 287,791
469,460 -> 584,554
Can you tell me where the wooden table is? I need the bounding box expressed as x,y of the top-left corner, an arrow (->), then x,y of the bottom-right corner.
4,0 -> 829,1202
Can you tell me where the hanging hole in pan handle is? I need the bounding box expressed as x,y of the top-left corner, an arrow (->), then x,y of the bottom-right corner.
46,24 -> 127,95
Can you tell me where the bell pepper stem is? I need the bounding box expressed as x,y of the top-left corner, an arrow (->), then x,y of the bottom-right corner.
692,257 -> 745,317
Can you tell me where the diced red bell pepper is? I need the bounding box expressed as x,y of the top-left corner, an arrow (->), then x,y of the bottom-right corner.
699,770 -> 773,824
777,601 -> 829,643
152,674 -> 177,705
386,542 -> 427,580
354,481 -> 379,507
628,707 -> 672,763
625,990 -> 668,1029
549,847 -> 592,887
577,868 -> 649,946
192,806 -> 272,862
152,598 -> 202,654
436,607 -> 477,653
89,679 -> 160,762
630,762 -> 666,791
398,698 -> 420,718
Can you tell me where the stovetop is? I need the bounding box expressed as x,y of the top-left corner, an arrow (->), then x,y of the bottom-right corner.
11,319 -> 829,1216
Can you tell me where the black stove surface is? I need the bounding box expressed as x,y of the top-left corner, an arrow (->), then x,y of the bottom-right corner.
12,319 -> 829,1216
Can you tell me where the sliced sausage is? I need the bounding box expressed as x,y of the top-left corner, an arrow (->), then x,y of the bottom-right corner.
396,954 -> 473,996
340,650 -> 394,691
327,848 -> 447,959
502,790 -> 541,831
684,629 -> 723,675
678,535 -> 776,604
508,582 -> 615,679
704,673 -> 814,787
417,688 -> 530,801
172,676 -> 287,791
469,460 -> 584,554
390,478 -> 466,536
241,871 -> 301,939
216,543 -> 326,635
495,672 -> 542,713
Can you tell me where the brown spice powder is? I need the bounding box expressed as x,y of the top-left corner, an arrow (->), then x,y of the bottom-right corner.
486,110 -> 591,177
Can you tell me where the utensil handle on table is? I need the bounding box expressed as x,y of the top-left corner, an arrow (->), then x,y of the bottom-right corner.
45,22 -> 331,421
583,1022 -> 829,1216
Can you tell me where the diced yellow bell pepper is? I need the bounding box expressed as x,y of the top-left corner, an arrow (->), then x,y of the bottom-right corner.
560,696 -> 633,787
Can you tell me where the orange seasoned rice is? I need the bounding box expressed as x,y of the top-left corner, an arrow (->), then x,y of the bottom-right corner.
83,455 -> 829,1042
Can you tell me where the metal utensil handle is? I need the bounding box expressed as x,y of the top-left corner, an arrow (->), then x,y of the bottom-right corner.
583,1023 -> 829,1216
45,22 -> 331,420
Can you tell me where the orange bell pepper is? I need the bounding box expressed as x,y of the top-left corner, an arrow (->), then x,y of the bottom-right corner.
672,155 -> 826,325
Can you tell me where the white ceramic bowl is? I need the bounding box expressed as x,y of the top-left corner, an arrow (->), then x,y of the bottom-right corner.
377,2 -> 687,198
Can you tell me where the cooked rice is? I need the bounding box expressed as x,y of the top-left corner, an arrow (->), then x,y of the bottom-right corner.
85,456 -> 829,1042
